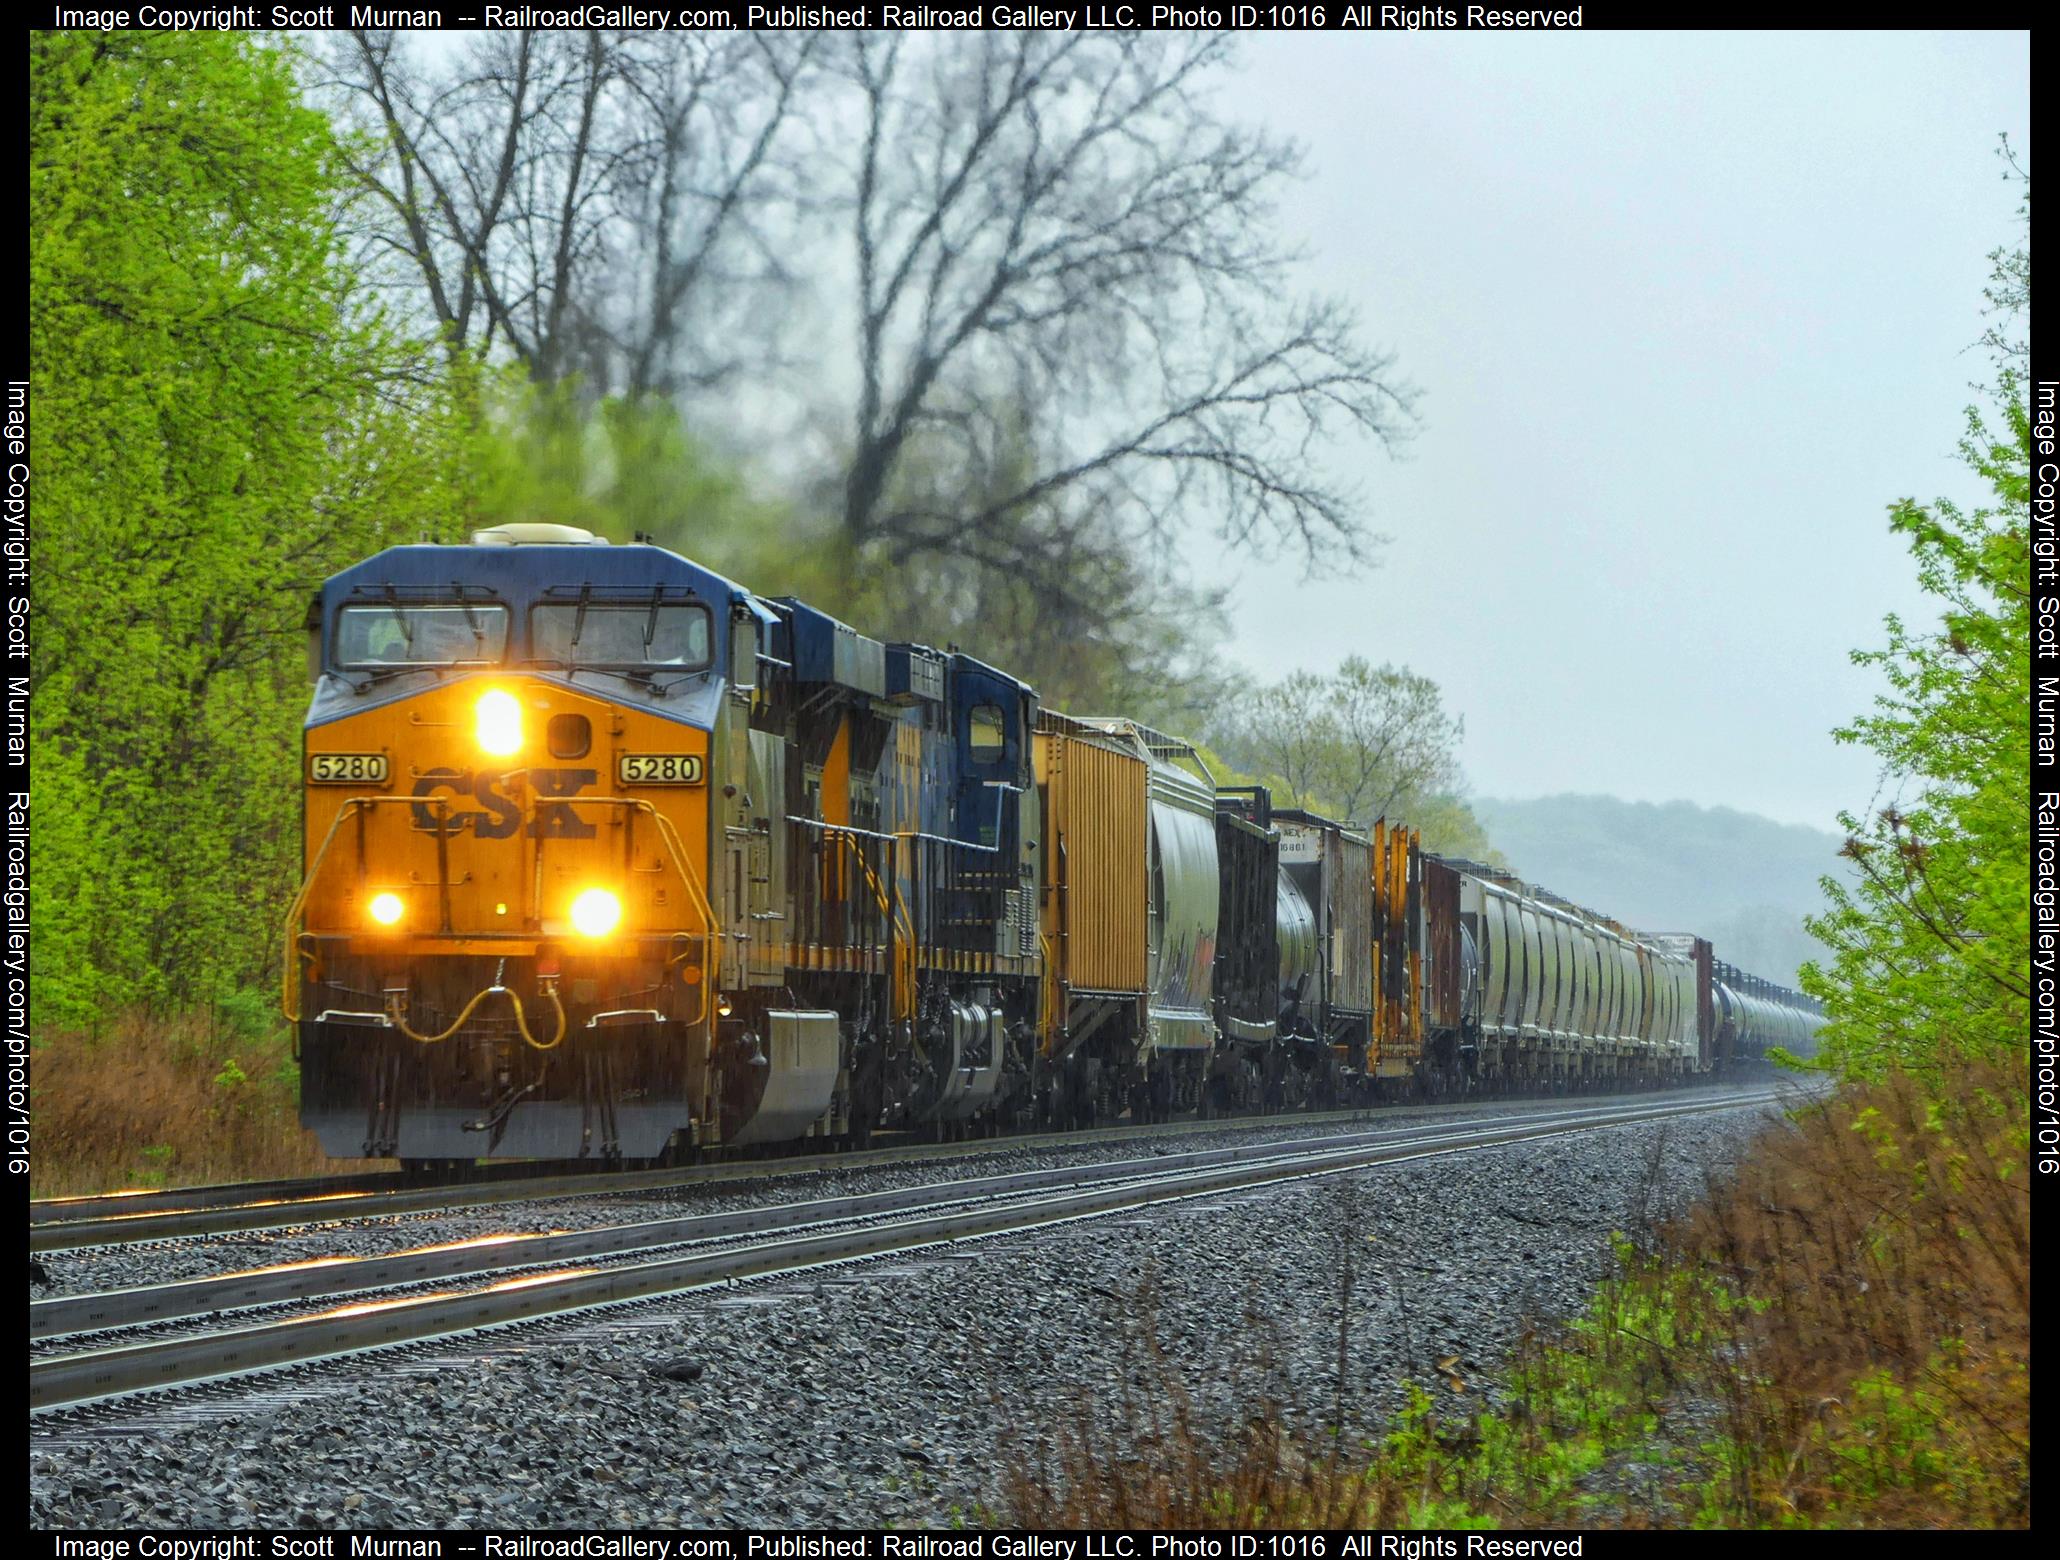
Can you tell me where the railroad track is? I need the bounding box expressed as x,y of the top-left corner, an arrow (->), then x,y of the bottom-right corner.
29,1085 -> 1797,1414
32,1080 -> 1800,1250
30,1105 -> 1397,1250
37,1083 -> 1744,1251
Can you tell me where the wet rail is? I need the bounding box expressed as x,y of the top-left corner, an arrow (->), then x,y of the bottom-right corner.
30,1103 -> 1432,1250
30,1086 -> 1796,1412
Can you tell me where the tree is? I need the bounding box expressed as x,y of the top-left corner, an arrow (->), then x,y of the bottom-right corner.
318,34 -> 1410,719
830,33 -> 1414,578
31,32 -> 468,1023
1803,153 -> 2030,1077
1215,658 -> 1467,821
317,29 -> 816,394
1222,670 -> 1335,811
787,397 -> 1232,723
1326,658 -> 1466,821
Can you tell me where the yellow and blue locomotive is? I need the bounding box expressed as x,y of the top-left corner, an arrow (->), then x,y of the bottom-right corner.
289,524 -> 1039,1162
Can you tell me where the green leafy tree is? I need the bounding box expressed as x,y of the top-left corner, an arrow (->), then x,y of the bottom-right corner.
1207,657 -> 1494,857
1804,156 -> 2030,1076
30,33 -> 469,1024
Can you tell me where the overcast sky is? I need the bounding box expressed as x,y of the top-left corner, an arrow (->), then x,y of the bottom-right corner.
1213,30 -> 2028,831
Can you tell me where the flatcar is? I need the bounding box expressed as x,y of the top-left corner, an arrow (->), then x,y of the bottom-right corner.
286,525 -> 1819,1163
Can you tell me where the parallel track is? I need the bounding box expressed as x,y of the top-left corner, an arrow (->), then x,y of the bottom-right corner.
29,1085 -> 1795,1413
33,1080 -> 1796,1250
29,1105 -> 1388,1250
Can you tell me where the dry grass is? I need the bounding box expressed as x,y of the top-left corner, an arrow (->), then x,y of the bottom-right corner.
1671,1059 -> 2030,1526
1007,1062 -> 2031,1529
30,1001 -> 379,1196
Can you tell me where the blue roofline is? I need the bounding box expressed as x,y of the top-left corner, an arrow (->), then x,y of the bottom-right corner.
320,542 -> 748,609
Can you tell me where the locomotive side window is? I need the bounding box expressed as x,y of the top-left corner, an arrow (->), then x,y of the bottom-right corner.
530,603 -> 712,669
968,703 -> 1006,762
336,603 -> 508,667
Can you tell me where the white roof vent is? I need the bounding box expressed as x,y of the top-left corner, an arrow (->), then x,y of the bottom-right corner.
471,523 -> 608,547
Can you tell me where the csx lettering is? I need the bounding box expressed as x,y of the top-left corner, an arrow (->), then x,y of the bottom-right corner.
408,768 -> 596,839
530,767 -> 600,839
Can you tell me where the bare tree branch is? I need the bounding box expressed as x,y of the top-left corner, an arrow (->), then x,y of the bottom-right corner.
314,29 -> 811,394
827,33 -> 1415,574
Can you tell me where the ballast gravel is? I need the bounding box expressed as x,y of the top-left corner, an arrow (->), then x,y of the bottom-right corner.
28,1093 -> 1783,1530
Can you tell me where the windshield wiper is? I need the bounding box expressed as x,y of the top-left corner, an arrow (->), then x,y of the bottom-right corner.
646,667 -> 714,698
570,584 -> 591,656
454,583 -> 485,659
383,586 -> 415,651
345,663 -> 423,694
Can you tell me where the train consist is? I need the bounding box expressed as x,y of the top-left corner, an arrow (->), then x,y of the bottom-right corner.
288,526 -> 1821,1163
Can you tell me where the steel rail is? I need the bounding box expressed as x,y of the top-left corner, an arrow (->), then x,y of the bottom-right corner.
30,1092 -> 1769,1340
31,1165 -> 550,1227
29,1109 -> 1392,1250
31,1074 -> 1790,1234
32,1075 -> 1796,1240
34,1089 -> 1609,1250
29,1087 -> 1789,1412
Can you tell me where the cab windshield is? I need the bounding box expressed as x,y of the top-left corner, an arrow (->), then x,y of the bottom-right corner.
336,603 -> 508,667
530,602 -> 711,669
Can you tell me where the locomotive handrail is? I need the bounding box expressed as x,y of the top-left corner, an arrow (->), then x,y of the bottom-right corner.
281,793 -> 721,1033
786,814 -> 917,1022
279,795 -> 432,1023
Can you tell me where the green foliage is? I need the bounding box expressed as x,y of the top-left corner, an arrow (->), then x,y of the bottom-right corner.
1338,1231 -> 2022,1529
30,33 -> 472,1023
1803,168 -> 2031,1077
467,382 -> 772,563
1206,657 -> 1497,857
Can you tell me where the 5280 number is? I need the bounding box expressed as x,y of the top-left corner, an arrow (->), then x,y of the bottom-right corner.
308,753 -> 389,784
618,753 -> 704,785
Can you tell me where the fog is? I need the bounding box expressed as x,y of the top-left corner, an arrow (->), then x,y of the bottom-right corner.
1216,30 -> 2028,830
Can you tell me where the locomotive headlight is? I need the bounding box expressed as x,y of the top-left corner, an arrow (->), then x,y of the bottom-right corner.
474,688 -> 524,757
368,892 -> 405,927
569,888 -> 622,939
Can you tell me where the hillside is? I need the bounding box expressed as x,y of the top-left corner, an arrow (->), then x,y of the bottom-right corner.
1470,794 -> 1848,986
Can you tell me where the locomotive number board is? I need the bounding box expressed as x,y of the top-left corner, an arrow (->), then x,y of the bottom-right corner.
308,752 -> 390,784
619,753 -> 704,785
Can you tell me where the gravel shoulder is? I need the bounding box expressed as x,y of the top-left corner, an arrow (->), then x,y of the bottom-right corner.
28,1094 -> 1779,1529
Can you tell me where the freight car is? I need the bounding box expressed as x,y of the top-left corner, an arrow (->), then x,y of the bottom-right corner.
287,526 -> 1820,1163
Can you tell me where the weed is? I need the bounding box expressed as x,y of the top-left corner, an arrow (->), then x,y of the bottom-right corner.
30,1000 -> 379,1195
